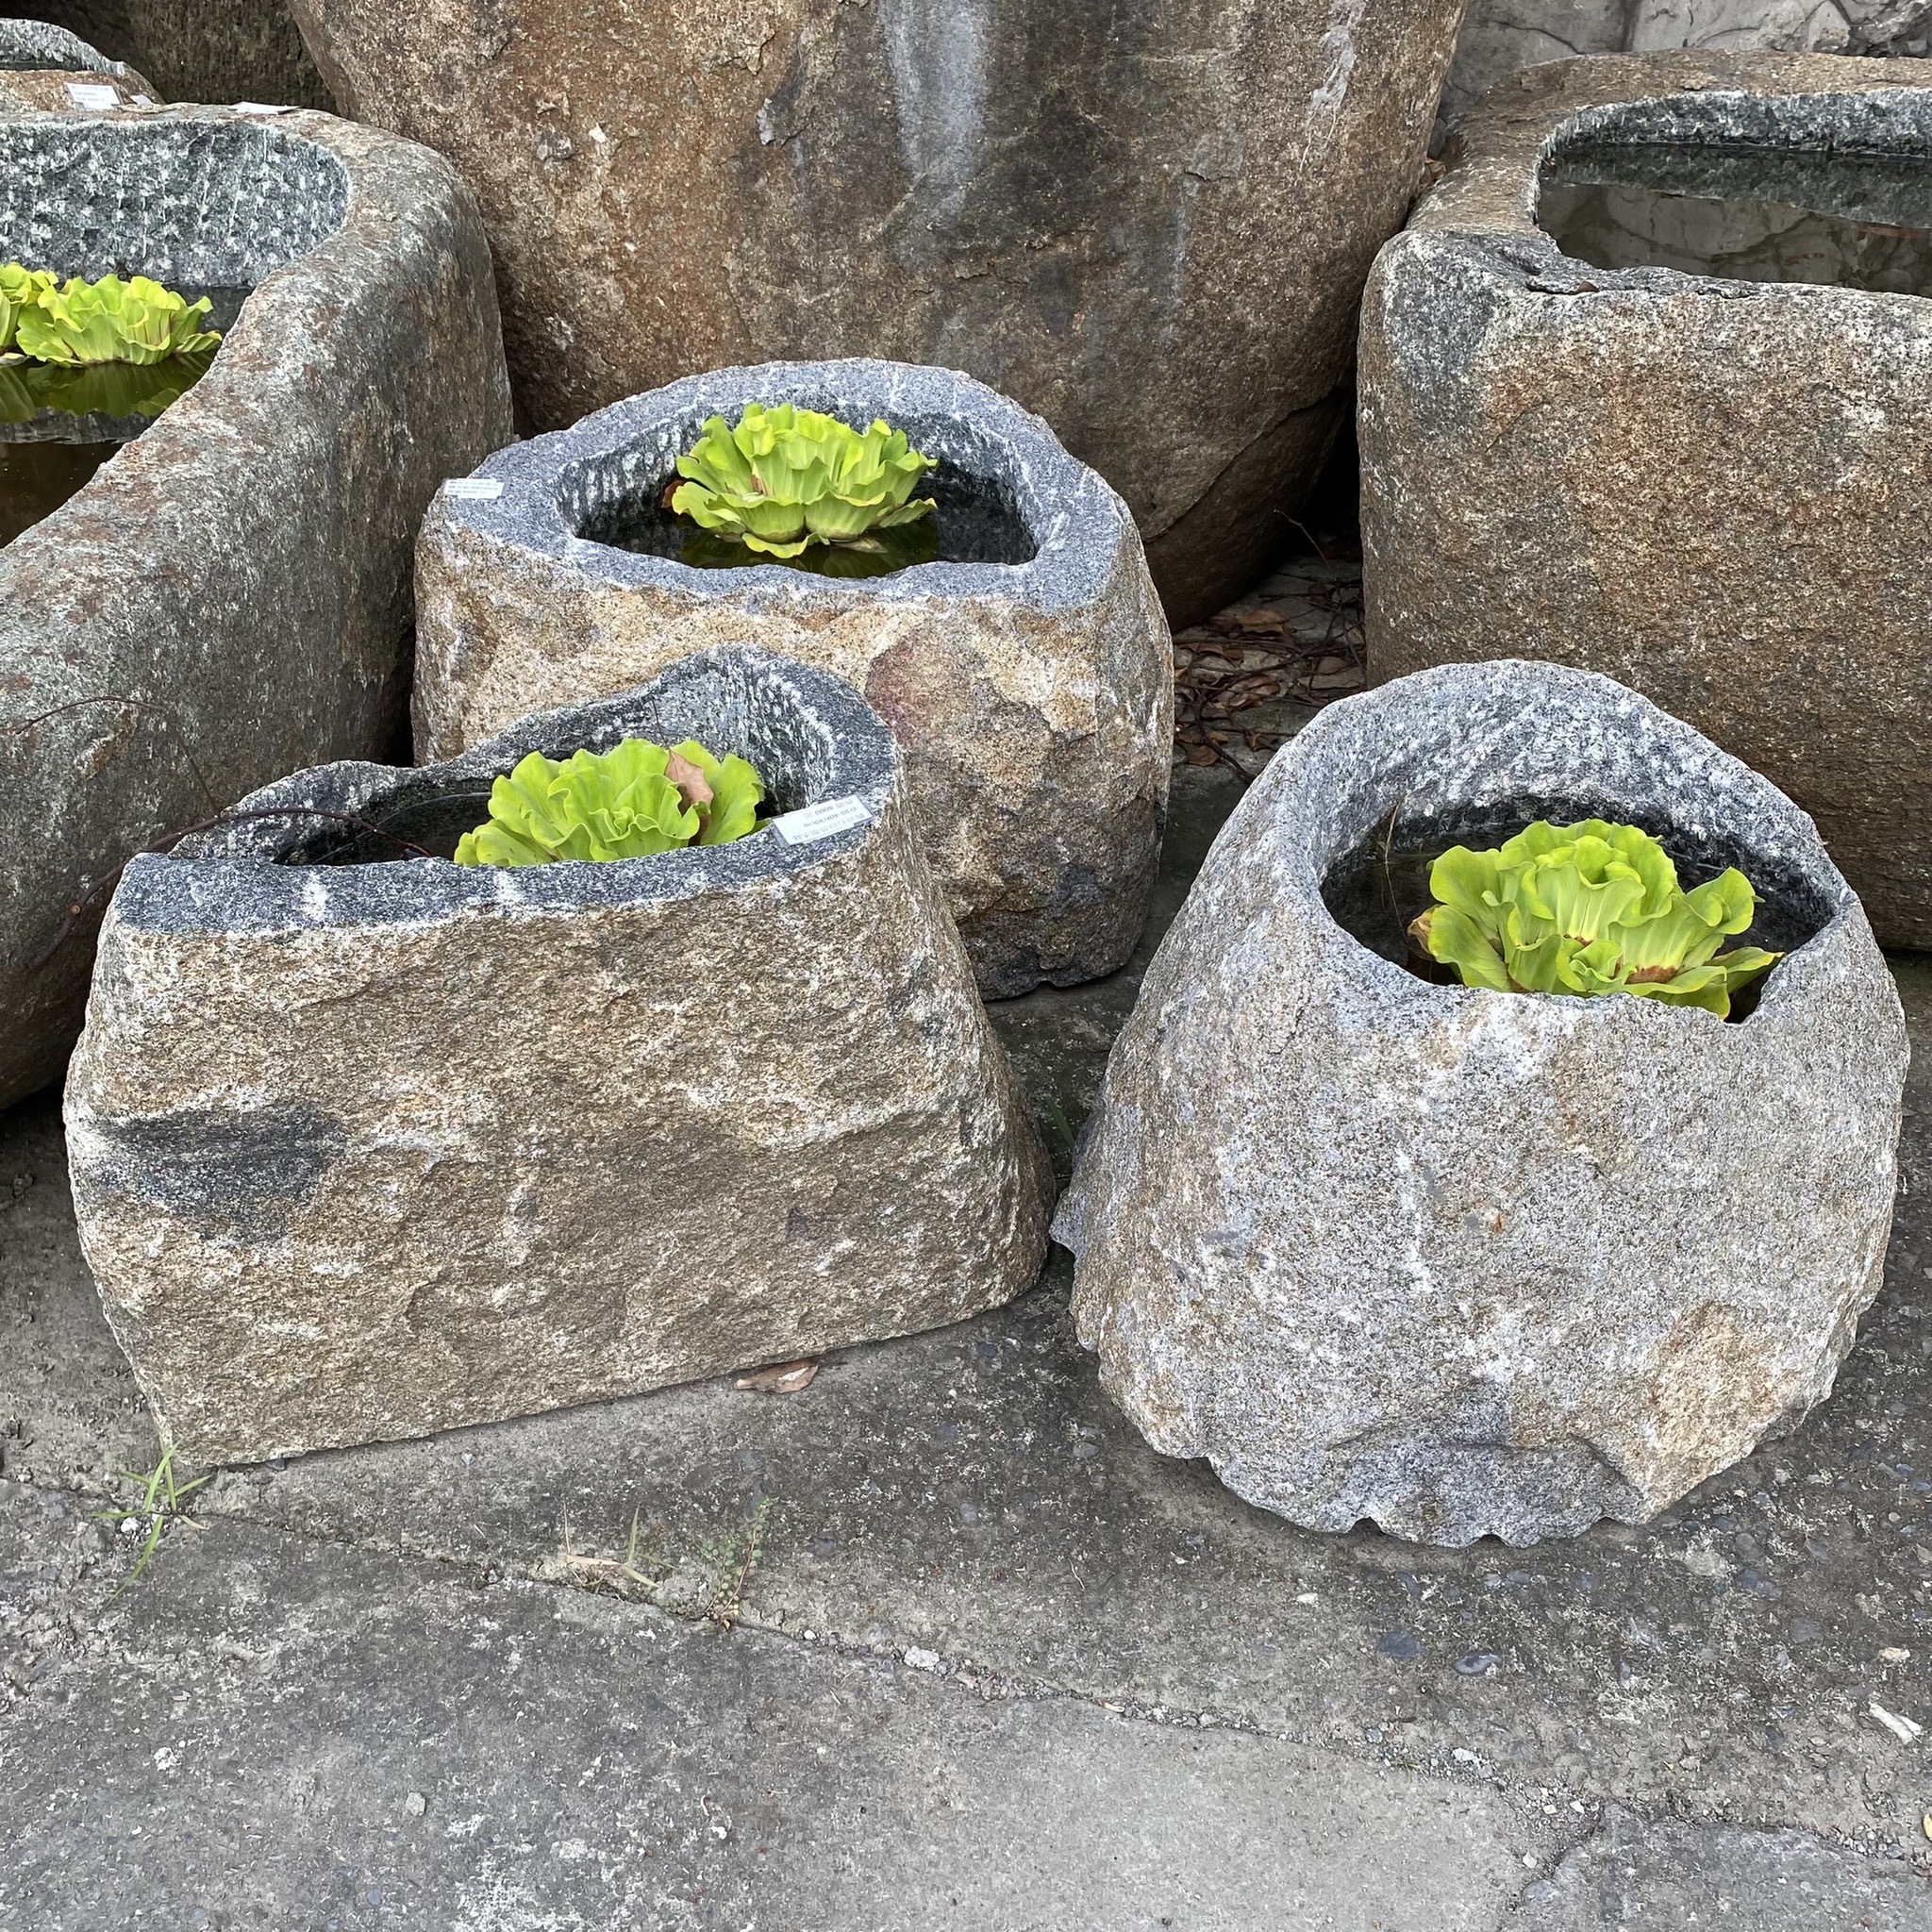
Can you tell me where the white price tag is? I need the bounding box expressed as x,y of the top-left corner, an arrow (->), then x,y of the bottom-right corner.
442,476 -> 505,501
235,102 -> 296,115
773,796 -> 872,846
65,82 -> 119,109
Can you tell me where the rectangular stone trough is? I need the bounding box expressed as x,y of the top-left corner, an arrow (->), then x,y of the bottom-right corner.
63,650 -> 1054,1466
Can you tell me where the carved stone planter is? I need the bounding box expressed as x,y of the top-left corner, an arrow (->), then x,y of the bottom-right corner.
1361,51 -> 1932,946
0,22 -> 152,109
66,649 -> 1054,1465
1056,660 -> 1907,1547
415,358 -> 1173,997
291,0 -> 1472,621
0,105 -> 512,1108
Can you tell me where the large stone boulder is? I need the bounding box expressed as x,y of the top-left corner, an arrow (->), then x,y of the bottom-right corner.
289,0 -> 1470,625
1361,52 -> 1932,949
1055,660 -> 1907,1547
0,104 -> 512,1110
65,649 -> 1055,1466
415,358 -> 1173,996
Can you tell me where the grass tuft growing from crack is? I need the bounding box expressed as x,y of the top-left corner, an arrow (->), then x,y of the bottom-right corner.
88,1448 -> 212,1602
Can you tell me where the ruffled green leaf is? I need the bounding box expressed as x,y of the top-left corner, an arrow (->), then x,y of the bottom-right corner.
1412,818 -> 1782,1018
670,739 -> 766,845
453,737 -> 766,868
0,264 -> 54,353
671,403 -> 937,558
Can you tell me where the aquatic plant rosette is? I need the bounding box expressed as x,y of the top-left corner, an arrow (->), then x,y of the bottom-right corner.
65,648 -> 1054,1465
1054,659 -> 1907,1547
415,358 -> 1173,998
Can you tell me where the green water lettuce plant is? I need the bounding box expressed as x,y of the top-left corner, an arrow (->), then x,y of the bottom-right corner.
669,403 -> 938,559
453,736 -> 765,867
10,272 -> 221,367
1407,819 -> 1781,1018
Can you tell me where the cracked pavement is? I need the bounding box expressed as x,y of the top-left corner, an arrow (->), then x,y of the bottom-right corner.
4,734 -> 1932,1927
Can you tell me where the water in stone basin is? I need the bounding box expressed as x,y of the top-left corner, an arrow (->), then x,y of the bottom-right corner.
1321,804 -> 1825,1019
0,284 -> 247,546
577,458 -> 1040,579
1536,144 -> 1932,295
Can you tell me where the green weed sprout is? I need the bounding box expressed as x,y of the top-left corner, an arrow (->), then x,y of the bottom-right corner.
453,736 -> 765,867
670,403 -> 937,559
1407,819 -> 1781,1019
11,271 -> 222,366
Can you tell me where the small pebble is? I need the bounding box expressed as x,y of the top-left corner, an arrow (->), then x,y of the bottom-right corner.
1455,1652 -> 1501,1677
1377,1630 -> 1423,1663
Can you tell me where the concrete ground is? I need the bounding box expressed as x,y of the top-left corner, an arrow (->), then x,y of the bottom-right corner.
5,588 -> 1932,1926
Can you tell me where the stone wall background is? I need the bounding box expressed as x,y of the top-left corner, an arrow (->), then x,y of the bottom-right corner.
1442,0 -> 1932,127
33,0 -> 333,108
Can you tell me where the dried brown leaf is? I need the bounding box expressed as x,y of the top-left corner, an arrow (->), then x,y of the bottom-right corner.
734,1358 -> 818,1394
664,749 -> 714,811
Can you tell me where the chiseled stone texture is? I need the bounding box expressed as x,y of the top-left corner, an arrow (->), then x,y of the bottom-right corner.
64,650 -> 1054,1467
290,0 -> 1470,625
1442,0 -> 1932,131
1362,53 -> 1932,949
0,106 -> 513,1110
415,359 -> 1174,998
1055,660 -> 1907,1548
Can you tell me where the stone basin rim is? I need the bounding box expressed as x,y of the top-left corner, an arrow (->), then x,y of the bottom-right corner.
108,649 -> 899,937
439,357 -> 1133,613
1287,661 -> 1860,1030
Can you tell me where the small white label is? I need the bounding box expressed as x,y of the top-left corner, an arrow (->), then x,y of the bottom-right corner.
442,476 -> 505,501
131,93 -> 154,108
65,83 -> 119,110
234,101 -> 296,115
773,796 -> 872,846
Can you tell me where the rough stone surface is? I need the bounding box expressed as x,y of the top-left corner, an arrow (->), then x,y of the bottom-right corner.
0,105 -> 513,1110
1513,1804 -> 1932,1928
1055,661 -> 1908,1547
36,0 -> 333,108
63,650 -> 1054,1466
1442,0 -> 1932,130
416,358 -> 1174,997
1360,52 -> 1932,949
289,0 -> 1469,625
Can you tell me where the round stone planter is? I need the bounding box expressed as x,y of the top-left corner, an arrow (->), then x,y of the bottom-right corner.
0,105 -> 512,1110
65,647 -> 1054,1466
1055,660 -> 1907,1547
0,22 -> 152,108
291,0 -> 1469,623
1361,50 -> 1932,948
415,358 -> 1173,998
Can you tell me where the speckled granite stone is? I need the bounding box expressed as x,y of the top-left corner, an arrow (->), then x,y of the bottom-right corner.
65,649 -> 1054,1466
1055,660 -> 1907,1547
289,0 -> 1470,623
1361,51 -> 1932,948
415,359 -> 1173,997
0,106 -> 513,1109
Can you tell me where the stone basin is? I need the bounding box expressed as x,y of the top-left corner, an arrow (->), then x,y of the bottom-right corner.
1360,50 -> 1932,950
414,358 -> 1173,998
64,647 -> 1054,1466
0,104 -> 513,1109
1055,658 -> 1907,1547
